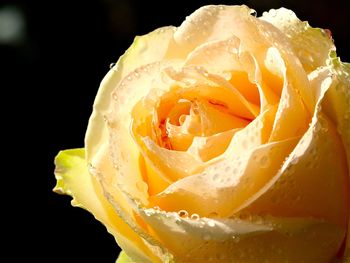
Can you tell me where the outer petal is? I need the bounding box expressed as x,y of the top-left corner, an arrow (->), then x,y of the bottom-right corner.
261,8 -> 335,72
267,47 -> 310,142
53,149 -> 158,263
323,55 -> 350,259
240,59 -> 350,259
85,26 -> 176,163
135,207 -> 344,262
171,5 -> 313,112
88,143 -> 175,262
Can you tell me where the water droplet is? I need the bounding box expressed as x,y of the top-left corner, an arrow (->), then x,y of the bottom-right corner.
127,75 -> 132,81
112,93 -> 118,100
153,206 -> 160,211
224,166 -> 231,173
213,173 -> 220,181
109,62 -> 116,69
269,9 -> 277,17
87,163 -> 95,174
190,213 -> 200,220
250,10 -> 257,17
178,210 -> 189,218
102,115 -> 108,122
207,220 -> 215,227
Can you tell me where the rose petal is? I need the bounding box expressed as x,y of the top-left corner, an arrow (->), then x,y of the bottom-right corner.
150,106 -> 296,217
261,8 -> 335,72
267,47 -> 311,142
136,207 -> 344,262
164,66 -> 259,119
173,5 -> 313,112
53,149 -> 160,263
322,55 -> 350,259
240,112 -> 349,228
85,26 -> 176,163
86,145 -> 175,262
187,129 -> 240,162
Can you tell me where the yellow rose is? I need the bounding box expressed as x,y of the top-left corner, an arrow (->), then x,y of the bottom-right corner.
54,5 -> 350,262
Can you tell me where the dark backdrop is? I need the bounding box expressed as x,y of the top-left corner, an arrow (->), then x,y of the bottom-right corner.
2,0 -> 348,262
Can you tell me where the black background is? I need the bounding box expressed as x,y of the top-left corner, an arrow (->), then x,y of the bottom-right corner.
2,0 -> 348,262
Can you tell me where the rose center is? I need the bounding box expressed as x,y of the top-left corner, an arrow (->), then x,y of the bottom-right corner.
156,97 -> 250,152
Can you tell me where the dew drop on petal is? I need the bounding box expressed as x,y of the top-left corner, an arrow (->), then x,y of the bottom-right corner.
250,10 -> 257,17
224,166 -> 231,173
213,173 -> 220,181
207,220 -> 215,227
190,213 -> 200,220
178,209 -> 189,218
269,9 -> 277,17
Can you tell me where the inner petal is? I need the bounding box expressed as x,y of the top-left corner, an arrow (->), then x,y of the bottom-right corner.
159,99 -> 250,152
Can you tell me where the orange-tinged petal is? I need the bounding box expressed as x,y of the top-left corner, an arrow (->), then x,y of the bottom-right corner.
193,100 -> 249,136
187,129 -> 240,162
229,71 -> 260,105
139,155 -> 170,196
149,106 -> 287,217
140,137 -> 205,182
151,136 -> 299,217
165,67 -> 259,119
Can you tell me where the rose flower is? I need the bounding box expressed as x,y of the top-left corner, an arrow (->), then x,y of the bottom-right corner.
54,5 -> 350,262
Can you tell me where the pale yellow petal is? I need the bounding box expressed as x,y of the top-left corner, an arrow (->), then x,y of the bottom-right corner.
261,8 -> 335,72
136,207 -> 344,262
151,136 -> 298,217
53,149 -> 159,263
85,26 -> 176,163
267,47 -> 311,142
241,112 -> 349,228
88,144 -> 174,262
172,5 -> 313,112
322,56 -> 350,259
